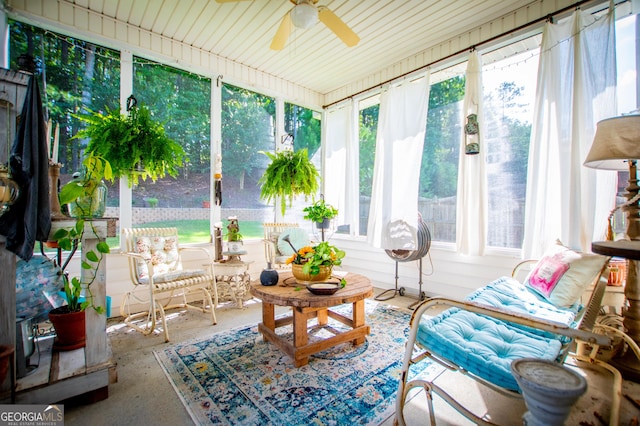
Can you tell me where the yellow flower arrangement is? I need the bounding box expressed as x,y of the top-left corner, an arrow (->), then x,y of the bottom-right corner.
286,241 -> 345,276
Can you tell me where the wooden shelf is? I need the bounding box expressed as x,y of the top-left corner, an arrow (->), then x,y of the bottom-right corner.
1,335 -> 117,404
1,218 -> 117,403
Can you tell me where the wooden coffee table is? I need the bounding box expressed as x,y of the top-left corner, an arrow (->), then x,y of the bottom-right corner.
250,271 -> 373,367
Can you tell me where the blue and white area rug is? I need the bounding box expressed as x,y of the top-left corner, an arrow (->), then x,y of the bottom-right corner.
154,300 -> 439,425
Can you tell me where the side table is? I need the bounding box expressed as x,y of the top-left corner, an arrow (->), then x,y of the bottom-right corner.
592,240 -> 640,381
213,261 -> 252,308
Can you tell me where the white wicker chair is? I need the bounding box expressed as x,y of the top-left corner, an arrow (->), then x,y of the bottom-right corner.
120,227 -> 217,342
262,223 -> 310,268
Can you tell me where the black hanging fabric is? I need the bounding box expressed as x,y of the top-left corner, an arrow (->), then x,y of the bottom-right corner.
0,74 -> 51,261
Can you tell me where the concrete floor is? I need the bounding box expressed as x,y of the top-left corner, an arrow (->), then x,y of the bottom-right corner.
62,288 -> 640,426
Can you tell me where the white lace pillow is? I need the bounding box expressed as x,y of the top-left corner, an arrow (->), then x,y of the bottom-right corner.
133,235 -> 180,281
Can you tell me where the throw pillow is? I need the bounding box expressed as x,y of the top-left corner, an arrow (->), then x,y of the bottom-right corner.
524,241 -> 609,308
133,235 -> 180,281
277,227 -> 310,256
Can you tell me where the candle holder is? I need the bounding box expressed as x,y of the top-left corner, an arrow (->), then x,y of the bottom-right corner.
48,162 -> 67,219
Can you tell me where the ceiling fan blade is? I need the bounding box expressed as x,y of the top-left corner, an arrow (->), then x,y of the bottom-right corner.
271,12 -> 292,50
318,6 -> 359,47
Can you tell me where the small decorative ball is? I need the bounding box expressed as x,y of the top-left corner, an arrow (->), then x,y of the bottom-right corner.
260,268 -> 279,286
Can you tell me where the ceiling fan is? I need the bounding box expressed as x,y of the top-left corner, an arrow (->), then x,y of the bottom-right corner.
216,0 -> 360,50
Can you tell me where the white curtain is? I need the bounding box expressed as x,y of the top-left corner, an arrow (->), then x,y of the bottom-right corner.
367,74 -> 430,249
522,9 -> 617,258
323,100 -> 358,234
456,51 -> 487,255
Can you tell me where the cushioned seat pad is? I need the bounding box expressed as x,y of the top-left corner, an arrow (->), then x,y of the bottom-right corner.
417,309 -> 563,391
416,277 -> 576,392
467,277 -> 578,343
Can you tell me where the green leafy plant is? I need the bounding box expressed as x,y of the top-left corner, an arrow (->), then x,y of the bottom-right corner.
74,103 -> 186,186
302,198 -> 338,223
285,241 -> 345,276
51,219 -> 110,313
258,149 -> 320,216
59,154 -> 113,217
144,197 -> 159,208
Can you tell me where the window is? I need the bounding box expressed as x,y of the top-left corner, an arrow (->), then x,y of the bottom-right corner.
358,102 -> 379,236
482,49 -> 539,248
284,102 -> 322,227
9,21 -> 121,244
611,12 -> 639,232
133,58 -> 211,243
419,75 -> 465,243
221,84 -> 275,232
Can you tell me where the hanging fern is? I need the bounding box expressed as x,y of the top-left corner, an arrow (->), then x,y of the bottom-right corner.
259,149 -> 320,216
74,104 -> 186,186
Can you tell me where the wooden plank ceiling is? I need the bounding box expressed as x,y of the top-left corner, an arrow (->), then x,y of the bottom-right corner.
64,0 -> 536,95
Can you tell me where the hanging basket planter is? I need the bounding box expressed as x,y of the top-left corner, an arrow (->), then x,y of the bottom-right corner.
74,96 -> 186,186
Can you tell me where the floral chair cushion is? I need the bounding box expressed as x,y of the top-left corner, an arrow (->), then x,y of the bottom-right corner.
133,235 -> 181,283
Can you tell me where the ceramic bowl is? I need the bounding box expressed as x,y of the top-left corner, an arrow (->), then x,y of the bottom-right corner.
306,282 -> 341,295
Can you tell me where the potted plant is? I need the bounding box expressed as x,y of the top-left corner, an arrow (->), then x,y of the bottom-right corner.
259,149 -> 320,216
48,219 -> 110,350
74,101 -> 186,186
303,198 -> 338,229
58,154 -> 113,218
285,240 -> 346,284
226,217 -> 243,253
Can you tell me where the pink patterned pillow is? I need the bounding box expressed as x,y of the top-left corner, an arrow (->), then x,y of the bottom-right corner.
527,253 -> 570,297
524,241 -> 609,308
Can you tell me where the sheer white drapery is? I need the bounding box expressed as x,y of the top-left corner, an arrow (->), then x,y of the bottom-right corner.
456,51 -> 487,255
323,100 -> 359,234
522,9 -> 617,258
367,75 -> 430,249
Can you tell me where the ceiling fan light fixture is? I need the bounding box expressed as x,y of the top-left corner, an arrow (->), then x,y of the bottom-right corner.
291,2 -> 318,29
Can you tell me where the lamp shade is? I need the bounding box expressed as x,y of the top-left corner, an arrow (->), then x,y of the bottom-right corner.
291,2 -> 318,29
584,115 -> 640,170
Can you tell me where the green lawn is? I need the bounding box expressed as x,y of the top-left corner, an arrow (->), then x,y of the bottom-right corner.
106,219 -> 265,246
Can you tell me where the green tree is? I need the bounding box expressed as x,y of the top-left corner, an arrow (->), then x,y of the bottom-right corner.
359,104 -> 379,198
134,61 -> 211,177
420,76 -> 466,199
285,103 -> 321,157
221,84 -> 275,197
9,21 -> 120,172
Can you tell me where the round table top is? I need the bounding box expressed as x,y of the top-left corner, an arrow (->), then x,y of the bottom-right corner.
250,271 -> 373,308
592,240 -> 640,260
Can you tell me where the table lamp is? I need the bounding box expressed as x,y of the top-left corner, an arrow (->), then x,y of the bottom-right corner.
585,115 -> 640,381
584,115 -> 640,240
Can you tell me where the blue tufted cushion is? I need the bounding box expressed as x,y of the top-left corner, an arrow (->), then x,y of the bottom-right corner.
417,309 -> 563,392
466,276 -> 579,343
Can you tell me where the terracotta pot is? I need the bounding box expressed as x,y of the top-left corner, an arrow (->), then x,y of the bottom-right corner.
291,263 -> 332,284
0,345 -> 13,385
48,308 -> 86,351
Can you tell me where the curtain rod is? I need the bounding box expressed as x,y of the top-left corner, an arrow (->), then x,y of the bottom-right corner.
322,0 -> 607,110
